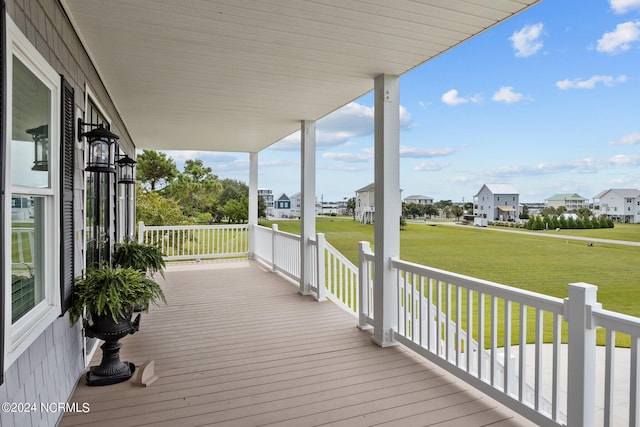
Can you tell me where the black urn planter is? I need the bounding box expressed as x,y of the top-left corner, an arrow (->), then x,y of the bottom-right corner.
84,309 -> 141,386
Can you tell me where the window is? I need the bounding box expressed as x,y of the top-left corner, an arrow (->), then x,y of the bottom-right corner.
5,17 -> 61,368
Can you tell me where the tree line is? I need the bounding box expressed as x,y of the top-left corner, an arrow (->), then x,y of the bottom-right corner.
135,150 -> 266,225
402,200 -> 474,220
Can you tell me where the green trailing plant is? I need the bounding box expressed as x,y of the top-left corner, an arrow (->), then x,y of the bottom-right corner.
69,265 -> 166,325
112,239 -> 166,278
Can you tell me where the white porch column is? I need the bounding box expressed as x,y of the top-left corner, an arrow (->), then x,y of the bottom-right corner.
372,74 -> 400,347
300,120 -> 316,295
248,152 -> 258,259
565,282 -> 600,427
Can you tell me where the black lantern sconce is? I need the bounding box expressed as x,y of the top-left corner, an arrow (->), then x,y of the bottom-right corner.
116,154 -> 136,184
27,124 -> 49,171
78,119 -> 120,173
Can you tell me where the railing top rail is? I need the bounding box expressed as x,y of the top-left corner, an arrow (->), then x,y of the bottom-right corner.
140,224 -> 248,231
391,257 -> 564,313
325,240 -> 357,270
593,308 -> 640,336
273,228 -> 301,241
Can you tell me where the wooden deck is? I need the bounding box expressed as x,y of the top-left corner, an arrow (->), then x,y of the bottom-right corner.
61,260 -> 534,427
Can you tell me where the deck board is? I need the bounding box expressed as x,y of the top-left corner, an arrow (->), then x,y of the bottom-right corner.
61,260 -> 534,427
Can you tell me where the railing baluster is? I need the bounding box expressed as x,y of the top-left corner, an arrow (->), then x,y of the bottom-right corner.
428,278 -> 434,353
437,280 -> 443,358
456,285 -> 462,367
478,292 -> 485,382
466,288 -> 473,374
552,312 -> 561,422
519,303 -> 527,402
446,282 -> 452,362
491,296 -> 498,387
604,329 -> 615,427
504,299 -> 512,395
418,275 -> 423,347
631,336 -> 640,427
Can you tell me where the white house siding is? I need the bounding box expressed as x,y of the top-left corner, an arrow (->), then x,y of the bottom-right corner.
0,321 -> 84,427
355,184 -> 375,223
474,184 -> 519,221
2,1 -> 137,426
595,189 -> 640,223
258,188 -> 274,216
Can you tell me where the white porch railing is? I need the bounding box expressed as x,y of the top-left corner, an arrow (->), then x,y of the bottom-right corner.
137,221 -> 248,261
354,249 -> 640,427
253,225 -> 359,316
11,227 -> 34,269
309,234 -> 358,317
142,222 -> 640,427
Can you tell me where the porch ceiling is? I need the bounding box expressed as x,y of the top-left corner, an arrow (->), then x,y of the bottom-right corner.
61,0 -> 539,153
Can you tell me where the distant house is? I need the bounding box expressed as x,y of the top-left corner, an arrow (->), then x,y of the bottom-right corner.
473,184 -> 520,221
355,183 -> 376,224
545,193 -> 588,211
404,195 -> 434,205
354,183 -> 403,223
258,188 -> 274,217
274,193 -> 292,218
289,192 -> 302,218
594,189 -> 640,223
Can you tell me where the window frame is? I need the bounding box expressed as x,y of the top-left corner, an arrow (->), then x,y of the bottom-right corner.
3,16 -> 61,370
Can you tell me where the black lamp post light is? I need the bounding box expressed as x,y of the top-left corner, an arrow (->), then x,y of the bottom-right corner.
27,124 -> 49,171
116,154 -> 136,184
78,119 -> 119,173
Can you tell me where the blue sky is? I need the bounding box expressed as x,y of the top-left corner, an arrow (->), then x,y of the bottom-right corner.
165,0 -> 640,203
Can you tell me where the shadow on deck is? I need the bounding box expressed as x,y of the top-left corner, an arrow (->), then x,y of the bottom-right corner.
61,260 -> 534,427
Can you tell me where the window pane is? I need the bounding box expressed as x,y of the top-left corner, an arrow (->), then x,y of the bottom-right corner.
11,56 -> 51,188
11,196 -> 45,323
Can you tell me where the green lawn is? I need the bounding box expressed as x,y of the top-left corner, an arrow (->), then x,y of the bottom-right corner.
261,217 -> 640,346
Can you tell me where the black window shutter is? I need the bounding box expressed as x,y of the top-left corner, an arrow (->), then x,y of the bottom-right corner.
60,77 -> 75,313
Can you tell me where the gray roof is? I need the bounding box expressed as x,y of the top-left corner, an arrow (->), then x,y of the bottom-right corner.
594,189 -> 640,199
475,184 -> 518,196
356,183 -> 375,193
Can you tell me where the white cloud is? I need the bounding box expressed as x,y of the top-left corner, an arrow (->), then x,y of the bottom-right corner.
510,23 -> 544,57
556,74 -> 628,89
269,101 -> 412,150
400,146 -> 455,158
492,86 -> 525,103
608,154 -> 640,165
414,161 -> 449,172
610,0 -> 640,14
478,154 -> 640,180
597,21 -> 640,54
441,89 -> 481,106
608,132 -> 640,145
322,152 -> 371,163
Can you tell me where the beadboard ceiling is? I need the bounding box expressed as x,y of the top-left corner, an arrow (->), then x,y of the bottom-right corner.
61,0 -> 540,153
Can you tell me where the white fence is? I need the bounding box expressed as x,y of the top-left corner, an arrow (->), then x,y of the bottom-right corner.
137,221 -> 248,261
